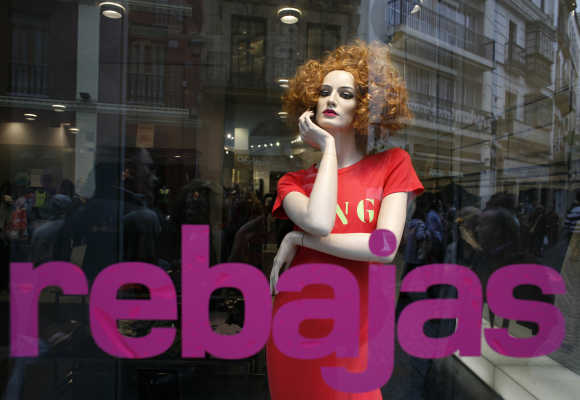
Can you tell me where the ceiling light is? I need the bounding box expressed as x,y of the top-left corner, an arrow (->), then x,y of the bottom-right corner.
289,155 -> 294,159
24,113 -> 38,120
98,2 -> 126,19
250,145 -> 254,149
276,142 -> 280,147
68,128 -> 79,134
52,104 -> 66,112
277,78 -> 289,88
278,7 -> 302,24
278,111 -> 288,119
410,4 -> 421,14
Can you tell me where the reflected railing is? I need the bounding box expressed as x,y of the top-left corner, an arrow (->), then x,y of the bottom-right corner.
407,89 -> 491,131
127,73 -> 184,107
9,62 -> 49,96
387,4 -> 494,61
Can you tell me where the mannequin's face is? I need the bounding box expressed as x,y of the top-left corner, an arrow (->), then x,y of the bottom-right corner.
315,70 -> 357,131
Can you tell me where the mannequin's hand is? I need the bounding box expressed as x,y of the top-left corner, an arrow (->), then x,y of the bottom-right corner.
298,111 -> 333,151
270,231 -> 302,295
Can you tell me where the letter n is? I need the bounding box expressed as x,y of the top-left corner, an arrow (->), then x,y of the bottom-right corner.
10,262 -> 88,357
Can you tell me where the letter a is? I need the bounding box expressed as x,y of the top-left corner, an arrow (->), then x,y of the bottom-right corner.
398,264 -> 482,358
272,263 -> 360,359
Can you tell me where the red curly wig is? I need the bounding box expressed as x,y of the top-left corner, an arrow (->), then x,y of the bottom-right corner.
282,40 -> 412,151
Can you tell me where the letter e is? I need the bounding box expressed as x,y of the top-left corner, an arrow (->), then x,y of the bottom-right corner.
90,262 -> 177,358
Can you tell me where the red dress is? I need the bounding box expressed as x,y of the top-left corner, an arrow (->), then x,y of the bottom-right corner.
267,148 -> 424,400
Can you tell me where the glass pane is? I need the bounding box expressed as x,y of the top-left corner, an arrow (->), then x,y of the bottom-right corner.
1,1 -> 578,399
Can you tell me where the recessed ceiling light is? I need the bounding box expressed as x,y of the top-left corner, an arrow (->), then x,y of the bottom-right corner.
98,2 -> 126,19
24,113 -> 38,118
278,7 -> 302,24
52,104 -> 67,112
68,128 -> 79,133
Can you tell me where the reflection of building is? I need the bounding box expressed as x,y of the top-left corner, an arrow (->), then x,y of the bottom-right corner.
198,0 -> 361,195
0,0 -> 202,200
361,0 -> 579,212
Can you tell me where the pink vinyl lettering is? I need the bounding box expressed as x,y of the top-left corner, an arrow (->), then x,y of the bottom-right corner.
8,226 -> 567,393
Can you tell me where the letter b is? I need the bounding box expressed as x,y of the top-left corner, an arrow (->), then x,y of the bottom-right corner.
181,225 -> 272,359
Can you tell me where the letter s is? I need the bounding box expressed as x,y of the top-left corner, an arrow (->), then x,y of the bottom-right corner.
485,264 -> 566,357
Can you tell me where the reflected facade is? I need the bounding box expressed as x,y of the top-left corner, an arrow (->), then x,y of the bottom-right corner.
1,0 -> 580,399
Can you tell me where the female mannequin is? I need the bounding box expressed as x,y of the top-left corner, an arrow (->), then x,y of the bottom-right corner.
267,41 -> 424,400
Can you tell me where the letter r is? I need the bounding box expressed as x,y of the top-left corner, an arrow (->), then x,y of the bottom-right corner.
10,262 -> 88,357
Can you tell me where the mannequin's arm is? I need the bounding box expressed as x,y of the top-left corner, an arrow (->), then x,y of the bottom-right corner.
302,192 -> 408,263
270,192 -> 408,294
283,136 -> 337,237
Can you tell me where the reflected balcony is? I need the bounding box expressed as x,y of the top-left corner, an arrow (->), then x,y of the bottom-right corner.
498,117 -> 551,157
386,4 -> 494,69
505,41 -> 526,76
525,21 -> 555,88
8,62 -> 49,97
127,73 -> 184,108
407,90 -> 491,133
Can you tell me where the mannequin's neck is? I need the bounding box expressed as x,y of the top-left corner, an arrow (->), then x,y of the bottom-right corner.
329,128 -> 364,169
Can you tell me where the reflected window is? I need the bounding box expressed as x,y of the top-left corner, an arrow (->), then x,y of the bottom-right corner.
128,40 -> 167,105
10,14 -> 48,96
307,23 -> 341,60
231,16 -> 266,88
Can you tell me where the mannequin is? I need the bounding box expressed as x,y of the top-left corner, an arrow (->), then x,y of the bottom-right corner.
267,41 -> 424,400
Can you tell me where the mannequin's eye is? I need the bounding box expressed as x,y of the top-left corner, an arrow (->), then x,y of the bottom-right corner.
319,88 -> 330,96
340,91 -> 354,99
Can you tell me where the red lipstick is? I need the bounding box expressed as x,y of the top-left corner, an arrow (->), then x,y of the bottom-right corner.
323,109 -> 338,116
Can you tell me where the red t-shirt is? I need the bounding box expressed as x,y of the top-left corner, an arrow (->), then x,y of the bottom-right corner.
267,147 -> 424,400
273,147 -> 424,229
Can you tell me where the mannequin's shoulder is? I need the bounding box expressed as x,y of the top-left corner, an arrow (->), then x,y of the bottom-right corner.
280,164 -> 316,182
372,147 -> 411,165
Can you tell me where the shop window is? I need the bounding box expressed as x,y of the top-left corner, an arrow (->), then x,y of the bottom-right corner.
128,40 -> 167,105
9,14 -> 48,96
231,16 -> 266,88
307,24 -> 341,60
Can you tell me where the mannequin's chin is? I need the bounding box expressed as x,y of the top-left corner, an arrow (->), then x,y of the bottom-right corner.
316,119 -> 351,132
